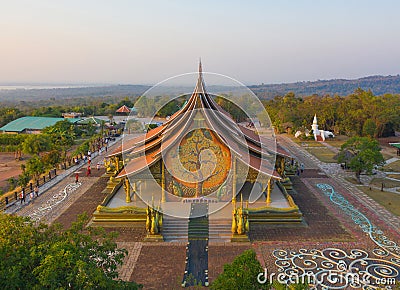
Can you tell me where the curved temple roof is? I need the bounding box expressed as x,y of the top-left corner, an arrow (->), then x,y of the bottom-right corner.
111,61 -> 291,179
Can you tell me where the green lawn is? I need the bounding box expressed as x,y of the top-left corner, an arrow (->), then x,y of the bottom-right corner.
360,186 -> 400,216
344,177 -> 360,184
323,135 -> 349,148
305,147 -> 337,163
369,177 -> 400,189
383,160 -> 400,172
387,174 -> 400,179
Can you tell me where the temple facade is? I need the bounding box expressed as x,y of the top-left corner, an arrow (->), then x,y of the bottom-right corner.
92,62 -> 302,241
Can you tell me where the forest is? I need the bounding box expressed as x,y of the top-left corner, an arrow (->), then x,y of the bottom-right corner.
263,88 -> 400,137
0,96 -> 137,128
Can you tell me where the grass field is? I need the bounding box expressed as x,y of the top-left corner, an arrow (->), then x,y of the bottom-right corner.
305,147 -> 337,163
344,176 -> 360,184
360,186 -> 400,216
383,160 -> 400,172
288,135 -> 322,147
369,177 -> 400,189
387,174 -> 400,179
323,135 -> 349,148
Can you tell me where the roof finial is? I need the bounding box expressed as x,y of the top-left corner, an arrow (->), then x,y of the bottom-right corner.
198,58 -> 202,74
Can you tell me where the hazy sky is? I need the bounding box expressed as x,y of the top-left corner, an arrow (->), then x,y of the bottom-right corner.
1,0 -> 400,85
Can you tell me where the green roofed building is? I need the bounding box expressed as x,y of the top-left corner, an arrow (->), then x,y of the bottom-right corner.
389,142 -> 400,156
76,116 -> 104,125
0,116 -> 78,134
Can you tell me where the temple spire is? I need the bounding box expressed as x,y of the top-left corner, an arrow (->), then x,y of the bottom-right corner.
194,58 -> 205,95
198,58 -> 202,75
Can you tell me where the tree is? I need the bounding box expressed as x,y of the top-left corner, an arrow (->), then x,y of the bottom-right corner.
41,150 -> 61,168
211,249 -> 269,290
43,120 -> 77,147
362,118 -> 376,138
25,155 -> 45,182
176,129 -> 225,197
0,213 -> 142,289
22,134 -> 52,156
338,137 -> 384,183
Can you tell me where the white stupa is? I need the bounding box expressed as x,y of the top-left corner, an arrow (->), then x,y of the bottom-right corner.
312,114 -> 334,141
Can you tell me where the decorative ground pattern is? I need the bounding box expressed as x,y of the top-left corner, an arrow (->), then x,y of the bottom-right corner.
273,183 -> 400,289
28,182 -> 82,222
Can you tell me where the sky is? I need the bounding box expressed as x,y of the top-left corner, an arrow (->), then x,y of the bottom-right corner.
1,0 -> 400,85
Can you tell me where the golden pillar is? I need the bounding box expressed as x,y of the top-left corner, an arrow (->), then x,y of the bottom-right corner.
232,156 -> 237,200
266,178 -> 272,205
133,181 -> 137,201
161,161 -> 166,203
124,178 -> 131,203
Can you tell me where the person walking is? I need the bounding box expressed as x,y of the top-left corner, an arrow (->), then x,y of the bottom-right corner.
96,162 -> 100,171
86,166 -> 91,177
30,190 -> 34,203
34,186 -> 39,197
300,163 -> 304,173
75,172 -> 79,184
20,189 -> 25,204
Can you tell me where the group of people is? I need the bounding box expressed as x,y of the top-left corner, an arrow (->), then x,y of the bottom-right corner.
73,150 -> 103,183
20,186 -> 39,204
19,136 -> 116,206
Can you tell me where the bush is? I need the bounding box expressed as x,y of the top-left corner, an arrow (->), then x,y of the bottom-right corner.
211,249 -> 269,290
0,213 -> 142,289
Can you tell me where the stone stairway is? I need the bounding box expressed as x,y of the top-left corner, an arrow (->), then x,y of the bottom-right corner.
162,215 -> 189,242
162,205 -> 233,243
208,218 -> 232,242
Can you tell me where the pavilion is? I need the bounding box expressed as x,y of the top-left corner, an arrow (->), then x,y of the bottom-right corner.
92,62 -> 302,240
116,105 -> 131,115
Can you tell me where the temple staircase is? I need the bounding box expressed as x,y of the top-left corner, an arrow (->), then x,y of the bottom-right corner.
208,218 -> 232,242
162,216 -> 189,242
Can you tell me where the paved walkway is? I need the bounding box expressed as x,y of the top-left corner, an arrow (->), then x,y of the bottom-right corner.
277,134 -> 400,233
6,137 -> 121,216
386,157 -> 399,165
117,242 -> 143,281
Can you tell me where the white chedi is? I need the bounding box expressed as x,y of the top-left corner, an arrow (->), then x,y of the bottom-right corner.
312,114 -> 334,141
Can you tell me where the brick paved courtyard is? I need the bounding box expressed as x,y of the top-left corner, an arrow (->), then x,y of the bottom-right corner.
10,135 -> 399,289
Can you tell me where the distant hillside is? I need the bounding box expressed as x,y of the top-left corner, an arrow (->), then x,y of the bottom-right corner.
0,85 -> 150,102
249,75 -> 400,99
1,75 -> 400,104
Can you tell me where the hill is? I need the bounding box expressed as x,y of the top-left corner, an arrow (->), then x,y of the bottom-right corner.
249,75 -> 400,99
1,75 -> 400,105
0,85 -> 150,103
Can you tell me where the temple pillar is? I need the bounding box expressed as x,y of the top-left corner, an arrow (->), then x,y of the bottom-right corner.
266,178 -> 272,205
133,181 -> 137,201
232,157 -> 237,200
161,161 -> 166,203
124,178 -> 131,203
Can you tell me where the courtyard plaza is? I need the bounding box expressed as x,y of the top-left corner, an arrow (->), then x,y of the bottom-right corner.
7,134 -> 399,289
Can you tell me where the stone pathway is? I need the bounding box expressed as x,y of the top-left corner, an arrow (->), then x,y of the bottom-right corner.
14,154 -> 107,225
385,157 -> 400,165
182,203 -> 209,287
6,137 -> 122,215
277,134 -> 400,233
320,141 -> 339,154
117,242 -> 143,281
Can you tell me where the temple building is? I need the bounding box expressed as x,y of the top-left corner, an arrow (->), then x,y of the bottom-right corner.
92,62 -> 302,241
